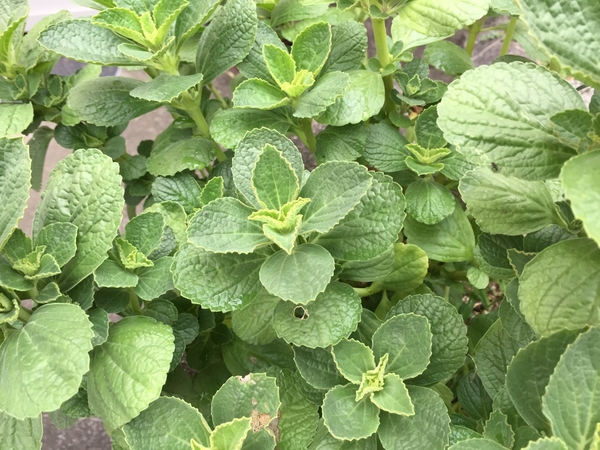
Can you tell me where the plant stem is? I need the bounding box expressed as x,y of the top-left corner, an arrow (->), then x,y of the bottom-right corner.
127,204 -> 137,220
180,92 -> 211,138
128,290 -> 143,315
299,118 -> 317,154
374,290 -> 392,320
465,18 -> 485,56
353,281 -> 384,298
209,83 -> 228,109
372,18 -> 395,114
18,307 -> 31,322
500,16 -> 518,56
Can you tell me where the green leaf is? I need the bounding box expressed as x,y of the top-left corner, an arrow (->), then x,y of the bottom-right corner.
291,21 -> 331,76
378,386 -> 450,450
0,261 -> 33,291
187,198 -> 269,254
273,282 -> 362,348
519,0 -> 600,88
371,373 -> 414,416
389,294 -> 468,386
130,73 -> 204,103
415,106 -> 447,150
238,21 -> 286,83
211,372 -> 280,426
299,161 -> 372,234
449,426 -> 483,446
125,212 -> 166,257
332,339 -> 376,384
460,168 -> 565,235
94,259 -> 138,288
363,123 -> 410,173
522,438 -> 568,450
173,244 -> 266,312
519,238 -> 600,336
0,138 -> 30,250
270,0 -> 328,27
209,417 -> 252,450
38,20 -> 135,65
0,304 -> 94,419
147,136 -> 216,177
123,397 -> 211,450
27,126 -> 54,192
308,421 -> 377,449
33,149 -> 124,291
404,203 -> 475,263
200,177 -> 224,206
92,7 -> 146,44
321,20 -> 367,75
322,384 -> 380,440
196,0 -> 257,83
264,44 -> 296,86
484,410 -> 514,448
506,329 -> 580,435
210,108 -> 291,149
175,0 -> 220,45
315,123 -> 366,164
542,327 -> 600,449
87,316 -> 174,431
252,144 -> 300,210
438,63 -> 585,180
222,336 -> 296,375
560,151 -> 600,245
474,320 -> 523,399
134,256 -> 174,301
339,246 -> 395,283
233,79 -> 289,110
424,41 -> 474,76
87,308 -> 109,347
68,77 -> 160,126
371,313 -> 432,380
317,70 -> 385,126
317,172 -> 405,261
457,372 -> 493,422
448,439 -> 508,450
233,128 -> 304,209
294,346 -> 346,390
294,71 -> 350,119
405,179 -> 455,225
232,291 -> 280,345
490,0 -> 519,15
116,237 -> 154,270
151,172 -> 202,214
34,223 -> 78,267
378,243 -> 429,292
260,244 -> 335,304
0,412 -> 42,450
398,0 -> 489,37
0,104 -> 33,138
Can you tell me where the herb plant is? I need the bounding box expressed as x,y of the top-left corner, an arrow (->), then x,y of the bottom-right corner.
1,0 -> 599,449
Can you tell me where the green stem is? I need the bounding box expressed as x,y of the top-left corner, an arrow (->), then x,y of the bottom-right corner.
465,18 -> 485,56
374,290 -> 392,321
299,118 -> 317,154
180,92 -> 211,138
372,18 -> 395,114
353,281 -> 385,298
128,290 -> 143,315
214,146 -> 227,162
209,83 -> 228,109
18,307 -> 31,322
500,16 -> 518,56
127,204 -> 137,220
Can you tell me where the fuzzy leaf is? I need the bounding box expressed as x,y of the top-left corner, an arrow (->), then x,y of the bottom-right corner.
0,412 -> 42,450
130,73 -> 204,103
0,304 -> 94,419
332,339 -> 376,384
252,144 -> 299,210
405,178 -> 455,225
363,123 -> 410,173
322,384 -> 380,441
291,21 -> 331,76
233,79 -> 289,110
0,104 -> 33,138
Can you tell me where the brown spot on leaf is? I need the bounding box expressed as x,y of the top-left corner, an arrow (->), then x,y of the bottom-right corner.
251,409 -> 272,432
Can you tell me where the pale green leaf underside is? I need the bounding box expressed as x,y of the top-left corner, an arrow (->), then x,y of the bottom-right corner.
0,138 -> 31,250
87,316 -> 174,431
437,62 -> 584,180
519,238 -> 600,336
0,104 -> 33,138
130,73 -> 204,103
260,244 -> 335,305
560,151 -> 600,246
252,144 -> 299,211
0,412 -> 42,450
448,438 -> 508,449
332,339 -> 376,384
518,0 -> 600,88
147,137 -> 216,177
0,304 -> 94,419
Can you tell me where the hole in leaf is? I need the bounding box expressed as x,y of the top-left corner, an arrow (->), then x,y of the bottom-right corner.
293,306 -> 309,320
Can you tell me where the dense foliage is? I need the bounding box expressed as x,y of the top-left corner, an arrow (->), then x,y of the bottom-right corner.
1,0 -> 599,449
